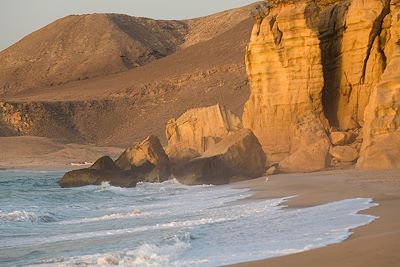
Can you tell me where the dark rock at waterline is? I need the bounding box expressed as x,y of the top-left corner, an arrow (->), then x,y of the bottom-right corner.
58,156 -> 140,188
172,129 -> 266,185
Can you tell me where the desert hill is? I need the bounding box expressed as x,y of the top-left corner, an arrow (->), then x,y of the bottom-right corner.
0,3 -> 260,97
0,3 -> 259,146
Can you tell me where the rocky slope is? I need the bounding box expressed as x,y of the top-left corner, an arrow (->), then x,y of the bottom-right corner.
0,3 -> 260,97
0,3 -> 258,146
0,14 -> 188,96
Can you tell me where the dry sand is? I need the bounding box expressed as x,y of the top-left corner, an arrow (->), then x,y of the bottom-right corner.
230,169 -> 400,267
0,136 -> 122,170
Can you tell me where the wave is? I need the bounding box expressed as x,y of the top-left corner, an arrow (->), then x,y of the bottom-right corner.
0,210 -> 56,223
37,232 -> 193,267
60,209 -> 144,225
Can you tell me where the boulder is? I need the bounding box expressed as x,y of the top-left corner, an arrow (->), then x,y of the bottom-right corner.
330,146 -> 359,162
330,131 -> 355,145
115,135 -> 170,182
172,128 -> 266,185
279,113 -> 331,173
165,104 -> 242,163
58,156 -> 139,188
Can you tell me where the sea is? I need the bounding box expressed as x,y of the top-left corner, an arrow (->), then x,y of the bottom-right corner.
0,170 -> 377,267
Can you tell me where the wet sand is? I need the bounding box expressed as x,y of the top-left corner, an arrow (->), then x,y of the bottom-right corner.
230,169 -> 400,267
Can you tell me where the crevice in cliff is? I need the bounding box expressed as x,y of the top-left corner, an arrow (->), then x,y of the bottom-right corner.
360,0 -> 391,84
319,3 -> 348,128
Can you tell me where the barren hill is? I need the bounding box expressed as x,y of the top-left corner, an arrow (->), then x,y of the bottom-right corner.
0,3 -> 260,97
0,3 -> 260,146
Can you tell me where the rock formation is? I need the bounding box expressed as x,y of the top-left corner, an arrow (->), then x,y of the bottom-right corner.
357,1 -> 400,169
115,135 -> 170,182
242,0 -> 399,171
59,136 -> 171,187
172,128 -> 266,185
166,104 -> 242,162
242,1 -> 330,171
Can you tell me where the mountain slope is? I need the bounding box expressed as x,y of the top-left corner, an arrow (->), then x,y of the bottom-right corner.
0,14 -> 188,96
0,3 -> 261,97
0,3 -> 259,146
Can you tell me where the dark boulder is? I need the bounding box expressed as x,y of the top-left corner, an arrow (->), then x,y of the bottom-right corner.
172,128 -> 266,185
58,156 -> 139,188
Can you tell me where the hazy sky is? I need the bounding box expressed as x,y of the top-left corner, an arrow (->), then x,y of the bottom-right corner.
0,0 -> 257,51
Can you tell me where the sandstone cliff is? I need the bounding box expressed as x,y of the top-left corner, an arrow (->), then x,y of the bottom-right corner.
243,0 -> 399,172
242,1 -> 329,170
357,1 -> 400,169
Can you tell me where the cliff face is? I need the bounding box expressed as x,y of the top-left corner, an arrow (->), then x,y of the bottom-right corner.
320,0 -> 390,129
357,1 -> 400,169
242,1 -> 329,169
244,0 -> 399,171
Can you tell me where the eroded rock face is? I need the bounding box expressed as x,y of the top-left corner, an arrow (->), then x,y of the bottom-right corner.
115,135 -> 170,182
166,104 -> 242,162
58,156 -> 139,188
357,2 -> 400,169
320,0 -> 391,129
172,128 -> 266,185
242,1 -> 329,168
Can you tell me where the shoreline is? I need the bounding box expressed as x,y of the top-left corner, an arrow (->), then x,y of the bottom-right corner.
229,169 -> 400,267
1,167 -> 399,266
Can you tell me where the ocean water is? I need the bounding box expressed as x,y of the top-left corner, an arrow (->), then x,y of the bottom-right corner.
0,170 -> 377,267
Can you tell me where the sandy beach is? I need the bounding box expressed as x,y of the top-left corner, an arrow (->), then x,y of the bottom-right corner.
230,169 -> 400,267
0,136 -> 122,171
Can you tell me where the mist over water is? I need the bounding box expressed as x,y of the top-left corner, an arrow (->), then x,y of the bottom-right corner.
0,171 -> 376,266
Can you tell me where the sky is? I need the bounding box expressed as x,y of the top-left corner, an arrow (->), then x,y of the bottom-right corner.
0,0 -> 258,51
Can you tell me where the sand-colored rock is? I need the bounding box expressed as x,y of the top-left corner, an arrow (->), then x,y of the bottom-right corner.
279,113 -> 331,173
172,128 -> 266,185
242,1 -> 329,170
357,2 -> 400,170
166,104 -> 242,162
115,135 -> 170,182
330,146 -> 359,162
330,131 -> 355,145
320,0 -> 390,129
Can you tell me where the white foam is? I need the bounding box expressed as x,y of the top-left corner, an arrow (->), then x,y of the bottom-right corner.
0,210 -> 37,222
59,209 -> 144,225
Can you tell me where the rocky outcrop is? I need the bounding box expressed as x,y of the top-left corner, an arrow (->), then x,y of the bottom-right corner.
59,136 -> 172,187
242,1 -> 330,170
59,156 -> 139,188
166,104 -> 242,162
320,0 -> 390,130
115,135 -> 170,182
357,1 -> 400,170
172,128 -> 266,185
